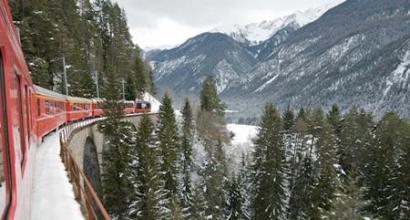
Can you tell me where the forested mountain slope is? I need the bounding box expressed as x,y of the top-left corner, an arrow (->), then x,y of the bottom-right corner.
9,0 -> 154,99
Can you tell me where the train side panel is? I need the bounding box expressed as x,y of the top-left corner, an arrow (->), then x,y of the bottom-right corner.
66,97 -> 93,122
34,96 -> 66,139
0,0 -> 35,219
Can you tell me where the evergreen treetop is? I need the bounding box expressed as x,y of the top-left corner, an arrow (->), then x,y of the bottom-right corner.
200,76 -> 225,115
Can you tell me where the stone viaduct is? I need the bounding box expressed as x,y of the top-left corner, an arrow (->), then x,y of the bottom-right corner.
64,113 -> 158,195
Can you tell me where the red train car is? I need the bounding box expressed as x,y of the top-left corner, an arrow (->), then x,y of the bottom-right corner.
65,96 -> 93,122
0,0 -> 36,219
123,100 -> 135,114
33,86 -> 67,139
92,98 -> 105,117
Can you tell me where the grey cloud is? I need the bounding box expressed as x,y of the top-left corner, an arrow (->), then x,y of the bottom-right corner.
116,0 -> 333,27
114,0 -> 338,48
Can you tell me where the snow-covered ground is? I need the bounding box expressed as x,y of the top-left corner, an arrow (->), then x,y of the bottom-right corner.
31,131 -> 84,220
143,92 -> 161,113
226,124 -> 259,170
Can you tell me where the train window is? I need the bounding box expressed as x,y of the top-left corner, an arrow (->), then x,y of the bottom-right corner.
0,51 -> 11,215
16,75 -> 25,165
44,100 -> 49,114
24,86 -> 30,145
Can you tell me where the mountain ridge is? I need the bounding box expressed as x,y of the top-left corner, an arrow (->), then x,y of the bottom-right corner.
149,0 -> 410,118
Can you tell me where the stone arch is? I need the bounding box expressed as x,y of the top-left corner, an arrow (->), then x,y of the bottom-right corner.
83,137 -> 102,197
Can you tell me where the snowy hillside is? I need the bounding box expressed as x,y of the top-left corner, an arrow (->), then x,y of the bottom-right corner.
225,124 -> 258,170
212,0 -> 345,45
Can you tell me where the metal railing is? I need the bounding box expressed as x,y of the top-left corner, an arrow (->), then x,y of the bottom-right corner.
59,118 -> 111,220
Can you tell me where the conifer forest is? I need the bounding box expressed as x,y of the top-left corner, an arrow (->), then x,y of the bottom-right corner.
9,0 -> 155,98
97,75 -> 410,220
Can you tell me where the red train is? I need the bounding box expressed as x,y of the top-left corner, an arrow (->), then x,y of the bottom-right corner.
0,1 -> 150,219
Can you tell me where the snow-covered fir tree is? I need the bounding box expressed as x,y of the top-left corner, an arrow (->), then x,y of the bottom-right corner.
180,99 -> 195,217
157,94 -> 181,215
99,71 -> 134,218
129,114 -> 164,220
252,104 -> 287,220
324,171 -> 368,220
202,139 -> 229,219
227,174 -> 247,220
190,184 -> 207,220
309,108 -> 337,219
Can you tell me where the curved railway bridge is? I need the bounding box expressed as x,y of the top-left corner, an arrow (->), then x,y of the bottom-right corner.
32,113 -> 158,220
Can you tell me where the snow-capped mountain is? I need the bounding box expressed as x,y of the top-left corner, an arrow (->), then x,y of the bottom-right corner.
147,32 -> 258,105
224,0 -> 410,117
212,0 -> 345,45
148,0 -> 410,118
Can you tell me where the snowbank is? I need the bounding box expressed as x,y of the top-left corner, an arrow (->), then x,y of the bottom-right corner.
31,132 -> 84,220
227,124 -> 258,146
226,124 -> 259,170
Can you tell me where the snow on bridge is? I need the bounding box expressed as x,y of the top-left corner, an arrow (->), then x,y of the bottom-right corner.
31,131 -> 84,220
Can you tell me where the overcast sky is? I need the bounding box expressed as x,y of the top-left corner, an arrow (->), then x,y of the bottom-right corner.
114,0 -> 340,49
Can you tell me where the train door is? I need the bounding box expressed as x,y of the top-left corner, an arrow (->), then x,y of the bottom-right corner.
0,51 -> 12,218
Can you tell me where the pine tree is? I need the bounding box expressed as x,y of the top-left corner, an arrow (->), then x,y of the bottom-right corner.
238,154 -> 252,220
288,155 -> 315,220
202,139 -> 228,219
129,115 -> 163,220
145,64 -> 156,94
327,104 -> 342,138
354,109 -> 374,178
288,108 -> 315,219
132,52 -> 147,93
227,175 -> 246,220
200,76 -> 225,115
165,195 -> 184,220
365,112 -> 407,219
338,108 -> 359,173
325,171 -> 367,220
99,71 -> 133,218
190,184 -> 207,220
283,105 -> 295,133
252,104 -> 286,220
308,108 -> 337,219
389,119 -> 410,219
125,73 -> 137,100
157,94 -> 180,205
181,99 -> 194,215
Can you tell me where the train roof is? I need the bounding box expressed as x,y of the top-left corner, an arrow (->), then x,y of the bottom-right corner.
66,96 -> 92,104
34,85 -> 67,100
91,98 -> 105,103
